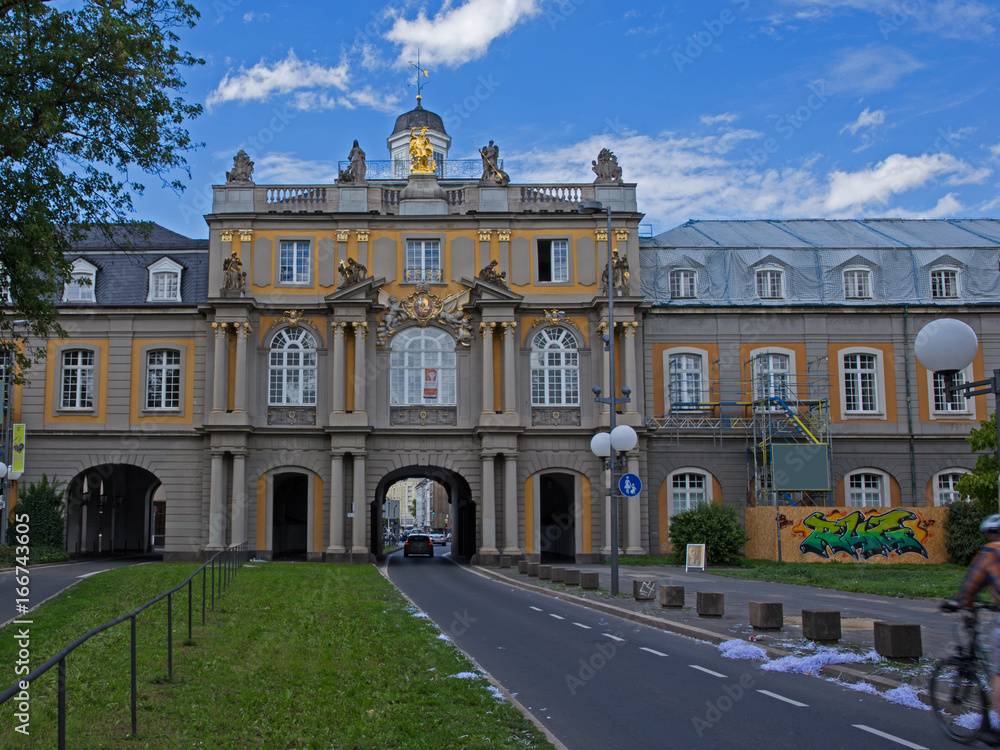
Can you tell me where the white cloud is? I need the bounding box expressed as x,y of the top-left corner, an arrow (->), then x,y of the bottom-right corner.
384,0 -> 542,67
840,107 -> 886,135
827,46 -> 922,94
701,113 -> 740,126
252,154 -> 340,184
775,0 -> 996,39
242,11 -> 270,23
207,50 -> 351,108
990,142 -> 1000,159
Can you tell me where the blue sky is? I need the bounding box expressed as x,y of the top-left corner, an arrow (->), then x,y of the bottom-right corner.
132,0 -> 999,238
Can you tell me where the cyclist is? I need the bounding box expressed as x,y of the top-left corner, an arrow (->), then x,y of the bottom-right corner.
950,513 -> 1000,739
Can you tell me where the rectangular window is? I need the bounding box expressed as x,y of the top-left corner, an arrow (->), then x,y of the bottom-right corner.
669,354 -> 703,411
848,474 -> 882,507
671,473 -> 705,516
537,239 -> 569,283
843,353 -> 878,413
755,269 -> 784,299
279,241 -> 311,284
151,271 -> 180,301
65,275 -> 95,302
669,270 -> 697,299
931,269 -> 959,299
933,371 -> 968,412
146,350 -> 181,409
404,240 -> 442,283
936,473 -> 964,505
843,269 -> 871,299
753,353 -> 791,410
61,350 -> 94,409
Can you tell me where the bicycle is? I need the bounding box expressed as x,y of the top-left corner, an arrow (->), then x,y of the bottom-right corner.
931,601 -> 1000,746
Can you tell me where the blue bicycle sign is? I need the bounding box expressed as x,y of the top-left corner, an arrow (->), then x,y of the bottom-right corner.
619,473 -> 642,496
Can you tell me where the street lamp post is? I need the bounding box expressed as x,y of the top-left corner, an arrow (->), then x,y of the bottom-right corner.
915,318 -> 999,508
590,424 -> 638,595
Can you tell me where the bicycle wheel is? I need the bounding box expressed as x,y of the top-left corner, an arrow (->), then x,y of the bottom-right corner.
930,656 -> 991,744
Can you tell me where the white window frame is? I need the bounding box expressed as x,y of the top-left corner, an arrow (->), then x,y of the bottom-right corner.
278,240 -> 311,285
933,470 -> 970,506
390,326 -> 457,406
669,269 -> 697,299
749,348 -> 796,411
268,328 -> 318,406
666,468 -> 713,520
530,326 -> 580,406
145,349 -> 182,410
929,363 -> 975,418
404,240 -> 442,283
64,258 -> 97,302
146,257 -> 184,302
664,347 -> 708,413
536,239 -> 570,283
930,266 -> 960,300
61,349 -> 95,409
839,347 -> 886,419
755,267 -> 785,300
843,267 -> 872,300
846,469 -> 890,508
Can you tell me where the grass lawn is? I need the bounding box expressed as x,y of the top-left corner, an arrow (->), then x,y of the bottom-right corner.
0,563 -> 554,750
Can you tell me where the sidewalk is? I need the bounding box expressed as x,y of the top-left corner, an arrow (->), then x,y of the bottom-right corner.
474,561 -> 962,691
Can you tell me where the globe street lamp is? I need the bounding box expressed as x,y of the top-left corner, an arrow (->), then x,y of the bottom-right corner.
914,318 -> 998,508
590,423 -> 638,596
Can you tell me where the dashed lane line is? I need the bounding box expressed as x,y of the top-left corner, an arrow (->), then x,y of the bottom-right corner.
549,614 -> 565,620
529,606 -> 543,612
602,633 -> 626,642
640,647 -> 667,657
757,690 -> 808,707
573,623 -> 591,630
852,725 -> 928,750
689,665 -> 727,678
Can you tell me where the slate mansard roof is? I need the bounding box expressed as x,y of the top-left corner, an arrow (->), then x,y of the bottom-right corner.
61,224 -> 209,306
640,218 -> 1000,306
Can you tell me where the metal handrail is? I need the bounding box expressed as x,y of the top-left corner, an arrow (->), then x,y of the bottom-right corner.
0,542 -> 250,748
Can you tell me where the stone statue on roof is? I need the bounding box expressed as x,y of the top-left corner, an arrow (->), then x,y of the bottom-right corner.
409,127 -> 436,174
479,140 -> 510,186
592,148 -> 623,184
226,150 -> 254,184
339,140 -> 367,183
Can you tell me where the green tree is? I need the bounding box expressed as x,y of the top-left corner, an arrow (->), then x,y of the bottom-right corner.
0,0 -> 202,378
15,474 -> 65,548
668,502 -> 748,566
955,412 -> 999,515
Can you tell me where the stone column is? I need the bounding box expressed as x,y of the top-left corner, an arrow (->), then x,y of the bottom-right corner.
480,322 -> 495,414
502,454 -> 519,555
626,453 -> 643,555
234,323 -> 250,413
207,451 -> 226,549
502,322 -> 517,415
231,451 -> 247,546
351,452 -> 367,553
623,323 -> 638,416
332,322 -> 346,414
327,453 -> 346,554
480,454 -> 498,555
211,323 -> 229,413
352,322 -> 368,415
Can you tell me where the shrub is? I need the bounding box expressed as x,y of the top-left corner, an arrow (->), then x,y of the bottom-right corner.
14,474 -> 66,549
945,500 -> 992,566
668,502 -> 747,566
0,544 -> 69,567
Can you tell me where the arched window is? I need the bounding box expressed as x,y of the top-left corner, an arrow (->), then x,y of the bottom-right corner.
390,327 -> 456,406
846,470 -> 890,507
934,471 -> 969,505
269,328 -> 317,405
668,470 -> 710,518
530,326 -> 579,406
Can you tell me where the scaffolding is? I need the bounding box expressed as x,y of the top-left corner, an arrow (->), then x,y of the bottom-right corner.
645,353 -> 832,506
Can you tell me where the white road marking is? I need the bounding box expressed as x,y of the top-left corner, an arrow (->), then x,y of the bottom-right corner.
573,623 -> 591,630
76,569 -> 110,579
689,665 -> 727,678
852,725 -> 928,750
640,647 -> 667,657
757,690 -> 808,707
549,614 -> 565,620
602,633 -> 626,642
529,606 -> 543,612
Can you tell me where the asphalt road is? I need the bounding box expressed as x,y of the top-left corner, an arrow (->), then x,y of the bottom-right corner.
0,556 -> 160,628
387,552 -> 945,750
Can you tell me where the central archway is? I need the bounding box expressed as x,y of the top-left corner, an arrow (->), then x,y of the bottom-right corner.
372,466 -> 475,558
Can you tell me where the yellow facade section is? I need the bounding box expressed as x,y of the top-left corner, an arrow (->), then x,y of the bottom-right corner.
44,339 -> 109,424
129,339 -> 197,424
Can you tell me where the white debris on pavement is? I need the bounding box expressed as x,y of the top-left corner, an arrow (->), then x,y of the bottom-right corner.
718,639 -> 768,660
761,647 -> 880,674
883,684 -> 930,710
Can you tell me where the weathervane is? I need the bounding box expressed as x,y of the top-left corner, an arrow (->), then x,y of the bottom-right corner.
408,52 -> 429,105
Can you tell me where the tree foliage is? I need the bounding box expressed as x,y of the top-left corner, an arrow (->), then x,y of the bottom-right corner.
955,412 -> 999,514
945,499 -> 991,566
15,473 -> 65,548
668,502 -> 748,566
0,0 -> 202,377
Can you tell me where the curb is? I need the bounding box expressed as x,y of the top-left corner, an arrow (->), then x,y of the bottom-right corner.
474,566 -> 915,696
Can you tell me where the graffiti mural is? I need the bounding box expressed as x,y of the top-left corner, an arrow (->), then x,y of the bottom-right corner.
794,509 -> 928,561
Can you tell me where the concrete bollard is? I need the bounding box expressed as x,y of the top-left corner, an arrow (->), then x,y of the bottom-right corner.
551,567 -> 566,583
749,602 -> 784,630
696,592 -> 725,617
659,585 -> 685,608
564,569 -> 581,586
580,571 -> 600,590
633,580 -> 657,601
802,610 -> 841,642
538,565 -> 552,580
499,556 -> 512,568
874,621 -> 922,659
518,560 -> 528,574
527,562 -> 540,577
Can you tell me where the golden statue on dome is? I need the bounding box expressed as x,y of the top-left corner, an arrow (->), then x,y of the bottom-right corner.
409,126 -> 436,174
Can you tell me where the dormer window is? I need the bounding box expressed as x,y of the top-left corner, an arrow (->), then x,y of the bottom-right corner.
931,267 -> 960,299
147,257 -> 184,302
843,268 -> 872,299
755,267 -> 785,299
669,269 -> 697,299
64,258 -> 97,302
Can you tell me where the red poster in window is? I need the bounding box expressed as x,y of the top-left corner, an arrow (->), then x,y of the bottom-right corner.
423,368 -> 438,399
